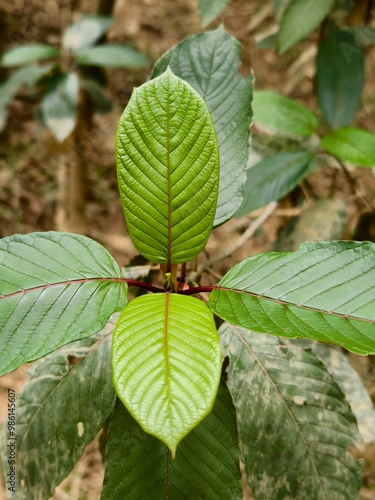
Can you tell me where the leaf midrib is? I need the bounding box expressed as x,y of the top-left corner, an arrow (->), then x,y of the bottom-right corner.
215,286 -> 374,323
0,277 -> 127,300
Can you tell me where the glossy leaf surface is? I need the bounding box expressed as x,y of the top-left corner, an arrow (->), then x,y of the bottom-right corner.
76,44 -> 149,68
14,319 -> 117,499
220,323 -> 362,499
152,28 -> 253,226
237,151 -> 315,215
197,0 -> 230,27
102,383 -> 241,499
321,128 -> 375,167
209,241 -> 375,355
62,15 -> 113,51
116,68 -> 219,264
317,28 -> 364,129
277,0 -> 334,53
112,293 -> 221,455
1,44 -> 59,67
40,72 -> 79,142
253,90 -> 318,137
0,232 -> 127,376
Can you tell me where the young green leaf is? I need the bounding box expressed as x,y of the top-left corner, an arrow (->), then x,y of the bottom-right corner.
209,241 -> 375,355
220,323 -> 362,499
102,383 -> 241,499
197,0 -> 230,27
75,44 -> 149,68
277,0 -> 334,53
317,27 -> 364,129
237,151 -> 315,216
1,44 -> 59,67
62,15 -> 113,52
116,68 -> 220,264
0,232 -> 127,376
152,27 -> 253,227
12,319 -> 117,499
40,72 -> 79,142
112,293 -> 221,456
321,128 -> 375,167
252,90 -> 318,137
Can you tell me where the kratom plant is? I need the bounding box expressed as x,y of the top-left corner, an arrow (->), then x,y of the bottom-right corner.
0,14 -> 148,139
196,0 -> 375,219
1,28 -> 375,499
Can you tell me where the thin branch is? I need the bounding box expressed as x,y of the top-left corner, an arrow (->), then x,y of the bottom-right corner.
337,158 -> 374,210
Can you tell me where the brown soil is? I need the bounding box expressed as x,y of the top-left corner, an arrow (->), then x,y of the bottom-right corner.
1,0 -> 375,498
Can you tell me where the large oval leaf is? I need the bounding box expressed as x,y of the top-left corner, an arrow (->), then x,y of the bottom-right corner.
220,323 -> 362,499
252,91 -> 318,138
62,15 -> 113,52
101,383 -> 241,499
277,0 -> 334,53
237,150 -> 315,216
40,72 -> 79,142
316,27 -> 364,129
12,318 -> 117,499
112,293 -> 221,455
321,128 -> 375,167
1,44 -> 59,67
0,232 -> 127,376
76,44 -> 149,68
151,27 -> 253,226
116,68 -> 219,264
209,241 -> 375,355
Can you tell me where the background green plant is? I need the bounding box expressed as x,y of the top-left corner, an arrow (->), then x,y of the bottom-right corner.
0,14 -> 148,141
1,2 -> 375,498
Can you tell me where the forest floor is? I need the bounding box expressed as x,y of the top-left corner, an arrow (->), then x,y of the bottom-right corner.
1,0 -> 375,498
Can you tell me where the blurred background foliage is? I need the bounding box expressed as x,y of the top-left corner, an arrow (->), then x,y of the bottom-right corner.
0,0 -> 375,498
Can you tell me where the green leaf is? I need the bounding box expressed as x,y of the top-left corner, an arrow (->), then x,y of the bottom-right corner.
253,90 -> 318,137
40,72 -> 79,142
321,128 -> 375,167
272,198 -> 348,251
80,78 -> 111,114
313,343 -> 375,445
220,323 -> 362,499
0,232 -> 127,376
237,151 -> 315,216
209,241 -> 375,355
62,15 -> 113,51
152,27 -> 253,226
0,64 -> 53,131
75,44 -> 149,68
1,44 -> 59,67
102,382 -> 241,499
317,27 -> 364,129
277,0 -> 334,53
197,0 -> 230,27
112,293 -> 221,455
116,68 -> 220,264
12,318 -> 117,499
